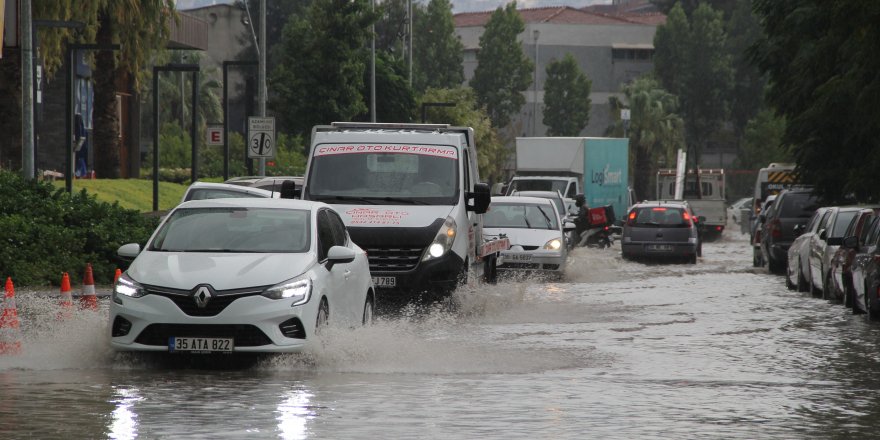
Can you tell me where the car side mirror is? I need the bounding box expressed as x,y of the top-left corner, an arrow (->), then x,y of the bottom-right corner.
843,235 -> 859,249
467,183 -> 491,214
563,221 -> 577,232
826,236 -> 843,246
280,181 -> 299,199
793,224 -> 804,235
758,214 -> 766,223
326,245 -> 356,271
819,229 -> 827,240
117,243 -> 141,261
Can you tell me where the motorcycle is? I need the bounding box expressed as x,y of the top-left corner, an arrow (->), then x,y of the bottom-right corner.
578,225 -> 613,248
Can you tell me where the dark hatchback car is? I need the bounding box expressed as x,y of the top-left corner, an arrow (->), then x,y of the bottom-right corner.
828,208 -> 879,307
846,217 -> 880,317
759,188 -> 819,274
621,201 -> 701,264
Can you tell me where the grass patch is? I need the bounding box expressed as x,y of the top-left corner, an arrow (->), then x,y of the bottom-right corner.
51,178 -> 188,212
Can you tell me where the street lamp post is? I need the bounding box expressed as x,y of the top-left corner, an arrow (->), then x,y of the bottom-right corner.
222,60 -> 258,181
533,29 -> 540,137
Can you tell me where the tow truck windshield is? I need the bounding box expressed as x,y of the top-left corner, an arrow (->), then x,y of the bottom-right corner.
306,144 -> 460,205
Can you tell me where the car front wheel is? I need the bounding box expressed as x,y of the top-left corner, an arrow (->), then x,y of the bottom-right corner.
315,298 -> 329,333
362,294 -> 374,325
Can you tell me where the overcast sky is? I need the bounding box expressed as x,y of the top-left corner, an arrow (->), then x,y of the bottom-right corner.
176,0 -> 614,14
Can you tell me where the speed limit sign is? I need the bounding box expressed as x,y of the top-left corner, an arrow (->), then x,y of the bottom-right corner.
247,116 -> 275,159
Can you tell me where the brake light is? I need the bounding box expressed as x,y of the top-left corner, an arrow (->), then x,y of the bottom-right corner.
627,211 -> 636,226
682,211 -> 691,221
770,219 -> 782,239
716,226 -> 723,232
603,226 -> 609,231
652,207 -> 667,212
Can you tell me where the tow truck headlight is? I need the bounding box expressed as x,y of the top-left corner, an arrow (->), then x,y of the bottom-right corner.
262,275 -> 312,306
422,216 -> 457,261
113,273 -> 146,304
543,238 -> 562,250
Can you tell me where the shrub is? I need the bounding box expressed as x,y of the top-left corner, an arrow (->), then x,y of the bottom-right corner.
0,171 -> 159,286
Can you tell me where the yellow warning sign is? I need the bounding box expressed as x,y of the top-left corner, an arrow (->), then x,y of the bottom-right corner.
767,171 -> 797,184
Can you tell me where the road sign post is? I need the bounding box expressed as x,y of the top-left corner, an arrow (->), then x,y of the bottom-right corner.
247,116 -> 275,160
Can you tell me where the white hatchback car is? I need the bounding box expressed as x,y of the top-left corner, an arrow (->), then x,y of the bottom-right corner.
483,196 -> 571,276
110,198 -> 374,354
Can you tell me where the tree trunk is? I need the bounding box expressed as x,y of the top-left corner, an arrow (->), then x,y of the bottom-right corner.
92,12 -> 120,179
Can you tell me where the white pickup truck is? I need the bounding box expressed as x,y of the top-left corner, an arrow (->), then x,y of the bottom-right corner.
656,169 -> 727,240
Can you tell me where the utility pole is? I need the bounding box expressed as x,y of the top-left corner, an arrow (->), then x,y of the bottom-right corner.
532,29 -> 540,137
407,0 -> 413,86
21,0 -> 34,180
370,0 -> 376,122
258,0 -> 267,176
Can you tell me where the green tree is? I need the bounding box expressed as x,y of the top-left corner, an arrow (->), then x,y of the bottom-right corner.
725,0 -> 766,151
357,52 -> 416,123
542,54 -> 592,136
413,0 -> 465,93
608,76 -> 685,200
751,0 -> 880,202
376,0 -> 409,56
735,109 -> 789,171
469,2 -> 533,128
653,2 -> 732,171
419,87 -> 506,182
270,0 -> 378,138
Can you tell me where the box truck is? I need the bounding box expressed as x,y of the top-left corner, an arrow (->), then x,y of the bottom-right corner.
508,137 -> 632,220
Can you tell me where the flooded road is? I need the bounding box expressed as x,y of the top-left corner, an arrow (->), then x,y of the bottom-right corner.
4,231 -> 880,438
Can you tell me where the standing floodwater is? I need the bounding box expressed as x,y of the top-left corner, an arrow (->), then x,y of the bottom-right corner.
3,231 -> 880,438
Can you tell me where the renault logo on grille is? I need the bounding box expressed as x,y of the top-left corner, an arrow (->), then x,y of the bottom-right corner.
193,286 -> 213,309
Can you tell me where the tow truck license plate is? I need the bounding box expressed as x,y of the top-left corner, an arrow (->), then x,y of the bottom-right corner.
169,337 -> 234,353
373,276 -> 396,287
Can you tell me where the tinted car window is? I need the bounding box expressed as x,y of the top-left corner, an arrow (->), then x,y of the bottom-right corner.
831,211 -> 858,238
778,193 -> 818,218
629,206 -> 690,228
867,217 -> 880,246
186,188 -> 266,201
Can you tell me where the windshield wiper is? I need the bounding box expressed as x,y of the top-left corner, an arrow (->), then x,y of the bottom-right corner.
371,196 -> 429,205
537,207 -> 554,229
311,195 -> 377,204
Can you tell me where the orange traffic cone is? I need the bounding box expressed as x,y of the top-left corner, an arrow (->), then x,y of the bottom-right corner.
79,263 -> 98,311
0,277 -> 22,355
113,268 -> 122,284
58,272 -> 73,320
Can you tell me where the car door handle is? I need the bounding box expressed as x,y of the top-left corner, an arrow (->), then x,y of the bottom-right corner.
344,270 -> 351,280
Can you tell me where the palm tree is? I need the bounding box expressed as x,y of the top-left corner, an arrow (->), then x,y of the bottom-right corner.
609,76 -> 685,200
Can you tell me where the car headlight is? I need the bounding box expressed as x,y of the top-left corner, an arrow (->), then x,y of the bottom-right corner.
113,273 -> 147,304
262,275 -> 312,306
422,216 -> 457,261
543,238 -> 562,250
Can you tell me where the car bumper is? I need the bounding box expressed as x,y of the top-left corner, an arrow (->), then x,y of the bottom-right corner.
621,242 -> 697,258
370,252 -> 466,299
497,249 -> 566,273
110,293 -> 317,353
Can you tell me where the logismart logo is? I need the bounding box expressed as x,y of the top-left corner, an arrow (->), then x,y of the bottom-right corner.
591,164 -> 623,186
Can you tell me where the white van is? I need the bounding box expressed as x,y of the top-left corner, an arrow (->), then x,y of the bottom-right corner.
302,122 -> 507,302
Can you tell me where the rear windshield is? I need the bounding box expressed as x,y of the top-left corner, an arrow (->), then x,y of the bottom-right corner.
628,207 -> 690,228
509,179 -> 568,194
778,193 -> 818,218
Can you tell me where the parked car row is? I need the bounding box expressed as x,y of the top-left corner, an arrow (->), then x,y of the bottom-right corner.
762,187 -> 880,318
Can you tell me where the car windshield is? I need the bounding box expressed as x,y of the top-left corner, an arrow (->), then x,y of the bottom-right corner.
509,179 -> 568,194
484,203 -> 559,230
629,206 -> 690,228
306,144 -> 459,205
149,207 -> 311,253
778,193 -> 818,218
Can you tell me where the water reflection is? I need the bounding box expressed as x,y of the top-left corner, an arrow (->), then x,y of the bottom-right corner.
109,386 -> 143,440
276,388 -> 315,440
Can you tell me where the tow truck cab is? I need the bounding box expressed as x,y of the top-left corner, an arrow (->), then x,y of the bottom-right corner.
302,122 -> 502,302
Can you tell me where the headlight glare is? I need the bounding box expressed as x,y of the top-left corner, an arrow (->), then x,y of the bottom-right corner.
422,216 -> 457,261
543,238 -> 562,250
262,276 -> 312,306
113,274 -> 146,303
